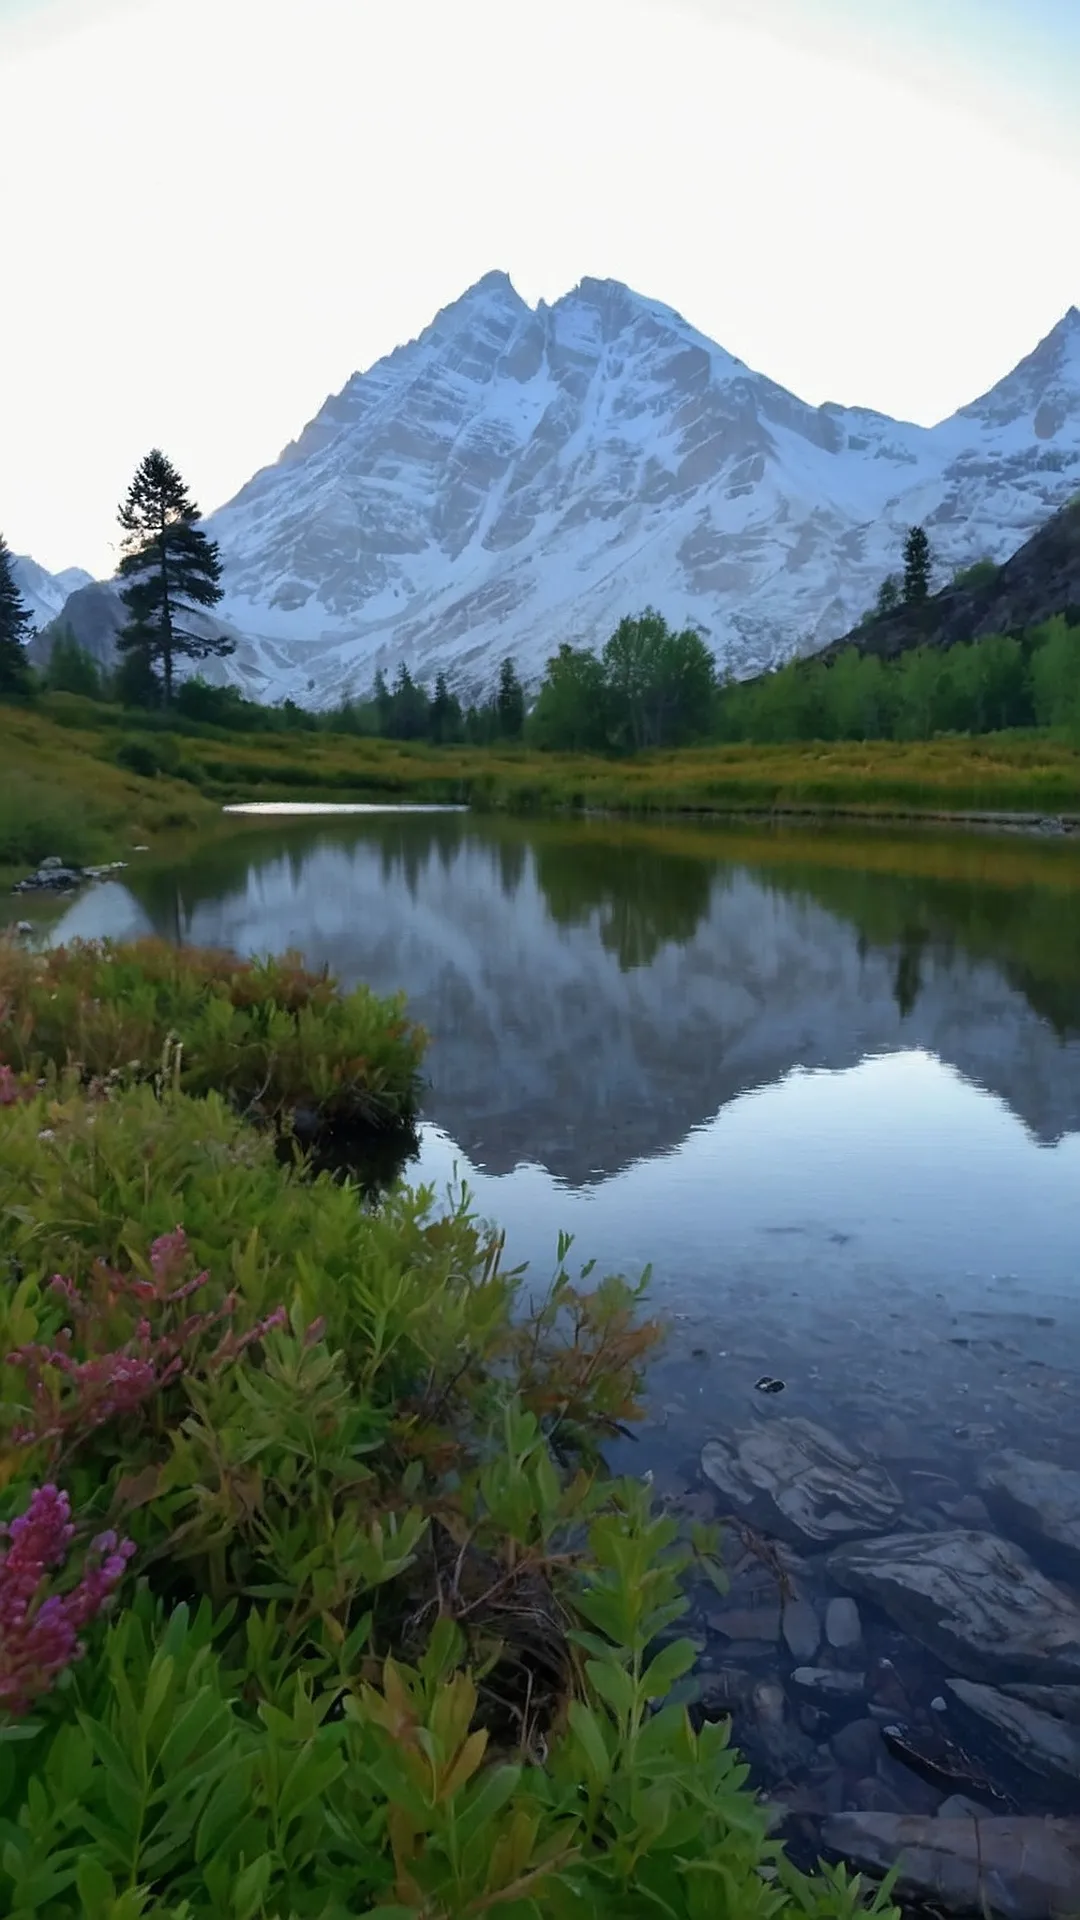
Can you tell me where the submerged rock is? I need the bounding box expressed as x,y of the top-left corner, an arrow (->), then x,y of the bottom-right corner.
828,1530 -> 1080,1681
782,1598 -> 821,1662
791,1666 -> 866,1699
978,1453 -> 1080,1579
825,1596 -> 863,1653
700,1419 -> 902,1548
947,1679 -> 1080,1793
822,1812 -> 1080,1919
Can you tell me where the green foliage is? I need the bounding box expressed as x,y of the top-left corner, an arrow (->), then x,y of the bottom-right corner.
951,556 -> 999,592
116,451 -> 234,706
0,939 -> 425,1134
1030,615 -> 1080,730
0,533 -> 35,697
0,781 -> 108,871
873,574 -> 900,618
0,1056 -> 895,1916
495,658 -> 525,741
44,629 -> 105,700
901,525 -> 931,605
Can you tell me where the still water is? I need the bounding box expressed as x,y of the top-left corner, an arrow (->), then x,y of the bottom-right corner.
49,811 -> 1080,1826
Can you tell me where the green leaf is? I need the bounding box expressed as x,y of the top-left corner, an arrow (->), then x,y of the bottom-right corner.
566,1702 -> 609,1783
584,1659 -> 635,1720
232,1852 -> 274,1919
455,1764 -> 523,1847
640,1638 -> 698,1701
75,1856 -> 116,1915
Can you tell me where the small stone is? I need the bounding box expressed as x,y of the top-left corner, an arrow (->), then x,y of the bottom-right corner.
707,1607 -> 782,1642
826,1597 -> 863,1652
791,1667 -> 866,1699
831,1717 -> 883,1773
978,1453 -> 1080,1580
938,1794 -> 994,1819
782,1599 -> 821,1663
931,1697 -> 948,1712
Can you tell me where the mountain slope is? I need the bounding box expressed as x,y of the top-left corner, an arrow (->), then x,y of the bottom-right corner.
821,496 -> 1080,663
195,280 -> 1080,704
11,555 -> 93,633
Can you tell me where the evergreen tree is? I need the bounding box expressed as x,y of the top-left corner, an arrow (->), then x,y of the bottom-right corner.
116,450 -> 233,704
0,533 -> 34,697
875,573 -> 901,616
44,626 -> 103,698
495,657 -> 525,739
902,526 -> 931,606
387,662 -> 429,739
428,669 -> 462,744
372,668 -> 393,735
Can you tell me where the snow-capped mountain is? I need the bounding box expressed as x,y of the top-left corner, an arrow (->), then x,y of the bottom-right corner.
12,554 -> 93,633
44,278 -> 1080,702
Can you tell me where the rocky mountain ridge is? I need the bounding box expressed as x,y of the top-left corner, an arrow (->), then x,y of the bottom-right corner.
27,280 -> 1080,702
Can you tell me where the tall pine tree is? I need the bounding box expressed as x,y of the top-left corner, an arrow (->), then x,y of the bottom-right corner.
0,534 -> 34,697
116,450 -> 234,705
495,657 -> 525,738
902,526 -> 931,606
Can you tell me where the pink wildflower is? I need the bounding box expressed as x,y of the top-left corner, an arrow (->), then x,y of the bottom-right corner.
0,1485 -> 134,1717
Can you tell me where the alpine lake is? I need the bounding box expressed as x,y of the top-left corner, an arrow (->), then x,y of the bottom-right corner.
45,805 -> 1080,1859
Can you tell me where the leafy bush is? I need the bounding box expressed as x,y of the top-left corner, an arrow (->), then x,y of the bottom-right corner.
0,1074 -> 897,1916
0,939 -> 426,1134
115,738 -> 165,779
0,779 -> 106,871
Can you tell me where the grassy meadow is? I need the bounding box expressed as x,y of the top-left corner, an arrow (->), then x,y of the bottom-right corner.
4,693 -> 1080,896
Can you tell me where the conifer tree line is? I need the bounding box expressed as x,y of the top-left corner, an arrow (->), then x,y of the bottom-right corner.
3,488 -> 1080,744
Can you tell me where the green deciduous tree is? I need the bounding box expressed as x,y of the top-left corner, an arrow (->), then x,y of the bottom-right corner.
0,533 -> 34,696
600,608 -> 716,751
902,525 -> 932,605
529,643 -> 611,752
116,449 -> 233,705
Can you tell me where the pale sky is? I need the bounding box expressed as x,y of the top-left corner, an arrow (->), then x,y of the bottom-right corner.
2,0 -> 1078,576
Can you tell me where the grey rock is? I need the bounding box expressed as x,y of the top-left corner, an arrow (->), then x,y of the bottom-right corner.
700,1419 -> 902,1548
706,1606 -> 781,1642
978,1453 -> 1080,1578
939,1794 -> 996,1820
39,855 -> 64,870
829,1530 -> 1080,1681
1002,1685 -> 1080,1726
791,1666 -> 866,1699
782,1599 -> 821,1662
947,1679 -> 1080,1791
831,1717 -> 883,1773
696,1667 -> 753,1717
822,1812 -> 1080,1919
825,1597 -> 863,1652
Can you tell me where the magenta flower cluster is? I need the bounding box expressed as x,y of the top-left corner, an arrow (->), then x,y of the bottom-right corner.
7,1229 -> 287,1452
0,1484 -> 134,1716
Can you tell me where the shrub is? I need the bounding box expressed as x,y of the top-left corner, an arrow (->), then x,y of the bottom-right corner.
115,738 -> 165,779
0,938 -> 426,1134
0,1075 -> 897,1916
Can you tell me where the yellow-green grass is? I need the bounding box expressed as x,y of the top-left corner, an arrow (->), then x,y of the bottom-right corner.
6,704 -> 1080,875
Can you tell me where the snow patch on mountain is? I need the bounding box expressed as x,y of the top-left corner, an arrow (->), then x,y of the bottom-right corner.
12,555 -> 93,634
42,285 -> 1080,705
